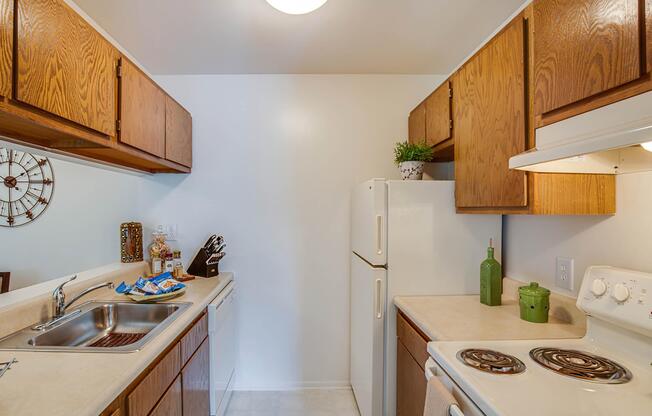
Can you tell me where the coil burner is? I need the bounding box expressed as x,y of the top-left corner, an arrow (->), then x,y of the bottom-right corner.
529,348 -> 632,384
457,348 -> 526,375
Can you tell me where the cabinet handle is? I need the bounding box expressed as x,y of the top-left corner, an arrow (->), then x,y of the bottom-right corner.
374,278 -> 383,319
375,215 -> 383,255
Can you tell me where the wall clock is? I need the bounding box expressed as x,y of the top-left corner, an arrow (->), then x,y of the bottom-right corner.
0,147 -> 54,227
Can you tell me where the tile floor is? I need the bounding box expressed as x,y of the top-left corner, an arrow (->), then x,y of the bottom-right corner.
225,389 -> 361,416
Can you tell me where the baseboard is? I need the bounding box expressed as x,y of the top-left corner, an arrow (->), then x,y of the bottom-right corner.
232,380 -> 352,391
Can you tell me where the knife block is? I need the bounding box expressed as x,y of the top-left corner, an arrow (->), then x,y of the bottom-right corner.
187,248 -> 220,278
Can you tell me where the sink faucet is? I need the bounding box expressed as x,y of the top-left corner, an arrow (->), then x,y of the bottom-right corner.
52,275 -> 115,318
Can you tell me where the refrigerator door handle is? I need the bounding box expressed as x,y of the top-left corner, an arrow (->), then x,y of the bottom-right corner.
374,278 -> 383,319
375,215 -> 383,255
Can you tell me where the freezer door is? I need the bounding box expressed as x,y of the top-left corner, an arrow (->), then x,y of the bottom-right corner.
350,253 -> 386,416
351,179 -> 387,267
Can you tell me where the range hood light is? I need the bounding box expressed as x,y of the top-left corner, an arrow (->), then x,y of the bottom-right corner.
641,142 -> 652,152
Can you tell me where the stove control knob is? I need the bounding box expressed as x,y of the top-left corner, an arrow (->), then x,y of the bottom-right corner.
611,283 -> 630,303
591,279 -> 608,297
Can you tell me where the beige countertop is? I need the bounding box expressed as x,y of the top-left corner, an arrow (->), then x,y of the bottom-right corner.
0,272 -> 233,416
394,282 -> 586,342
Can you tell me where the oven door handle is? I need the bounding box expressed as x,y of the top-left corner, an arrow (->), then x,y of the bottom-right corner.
425,358 -> 466,416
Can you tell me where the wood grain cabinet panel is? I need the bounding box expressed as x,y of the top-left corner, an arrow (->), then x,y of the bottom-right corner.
182,338 -> 211,416
127,343 -> 180,416
396,340 -> 427,416
149,376 -> 182,416
119,58 -> 166,158
165,96 -> 192,168
425,81 -> 452,147
454,18 -> 528,208
533,0 -> 641,116
647,0 -> 652,73
16,0 -> 117,136
396,312 -> 429,368
408,102 -> 426,144
180,312 -> 208,367
0,0 -> 12,99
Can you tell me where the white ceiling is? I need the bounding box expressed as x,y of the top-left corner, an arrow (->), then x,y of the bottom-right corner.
72,0 -> 526,75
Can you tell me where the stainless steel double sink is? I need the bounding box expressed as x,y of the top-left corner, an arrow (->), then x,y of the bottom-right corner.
0,301 -> 191,352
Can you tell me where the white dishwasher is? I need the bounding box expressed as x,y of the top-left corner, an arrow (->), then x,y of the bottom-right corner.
208,282 -> 237,416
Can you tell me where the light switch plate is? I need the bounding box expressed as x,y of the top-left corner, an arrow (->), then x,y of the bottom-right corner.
556,257 -> 574,291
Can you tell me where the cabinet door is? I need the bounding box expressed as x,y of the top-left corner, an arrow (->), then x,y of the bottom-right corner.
182,338 -> 210,416
16,0 -> 117,136
119,59 -> 165,158
150,376 -> 182,416
533,0 -> 641,115
647,0 -> 652,73
425,81 -> 451,147
408,102 -> 426,144
165,96 -> 192,167
396,340 -> 427,416
454,18 -> 527,208
0,0 -> 12,99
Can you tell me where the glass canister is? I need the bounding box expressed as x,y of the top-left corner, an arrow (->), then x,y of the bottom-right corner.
519,282 -> 550,323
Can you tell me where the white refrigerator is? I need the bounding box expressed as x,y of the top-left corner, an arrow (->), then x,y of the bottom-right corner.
350,179 -> 502,416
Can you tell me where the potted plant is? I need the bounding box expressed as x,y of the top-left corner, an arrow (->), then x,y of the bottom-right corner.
393,141 -> 434,180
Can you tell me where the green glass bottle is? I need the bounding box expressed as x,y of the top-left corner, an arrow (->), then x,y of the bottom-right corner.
480,239 -> 502,306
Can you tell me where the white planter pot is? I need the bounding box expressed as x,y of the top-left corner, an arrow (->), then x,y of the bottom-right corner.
398,161 -> 425,180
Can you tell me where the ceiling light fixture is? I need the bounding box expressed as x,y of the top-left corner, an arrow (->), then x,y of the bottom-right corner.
641,141 -> 652,152
266,0 -> 328,15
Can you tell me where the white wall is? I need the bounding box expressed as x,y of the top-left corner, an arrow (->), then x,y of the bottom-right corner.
145,74 -> 443,389
0,151 -> 149,289
504,172 -> 652,296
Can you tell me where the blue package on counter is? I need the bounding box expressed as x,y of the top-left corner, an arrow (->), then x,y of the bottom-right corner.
115,272 -> 185,296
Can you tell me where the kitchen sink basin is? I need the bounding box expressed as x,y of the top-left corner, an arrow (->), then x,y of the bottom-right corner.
0,301 -> 191,352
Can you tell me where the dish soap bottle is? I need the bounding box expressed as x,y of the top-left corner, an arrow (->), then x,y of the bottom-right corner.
480,238 -> 502,306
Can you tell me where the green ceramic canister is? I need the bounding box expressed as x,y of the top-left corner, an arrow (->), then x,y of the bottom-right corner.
518,282 -> 550,323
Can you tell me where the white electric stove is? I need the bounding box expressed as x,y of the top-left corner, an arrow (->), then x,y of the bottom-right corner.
426,266 -> 652,416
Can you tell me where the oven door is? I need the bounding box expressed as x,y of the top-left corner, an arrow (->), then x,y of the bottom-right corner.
425,358 -> 485,416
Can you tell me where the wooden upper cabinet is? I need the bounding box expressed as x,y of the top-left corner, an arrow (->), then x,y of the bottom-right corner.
533,0 -> 641,116
454,17 -> 527,208
647,0 -> 652,73
165,96 -> 192,168
0,0 -> 12,99
16,0 -> 117,136
408,102 -> 426,144
425,80 -> 452,147
119,59 -> 166,158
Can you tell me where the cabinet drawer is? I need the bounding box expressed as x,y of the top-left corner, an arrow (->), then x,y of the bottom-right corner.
180,311 -> 208,366
149,375 -> 182,416
127,343 -> 180,416
397,312 -> 429,369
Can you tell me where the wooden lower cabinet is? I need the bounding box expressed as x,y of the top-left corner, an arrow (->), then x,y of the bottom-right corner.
101,311 -> 209,416
182,338 -> 211,416
397,340 -> 427,416
396,311 -> 431,416
150,376 -> 183,416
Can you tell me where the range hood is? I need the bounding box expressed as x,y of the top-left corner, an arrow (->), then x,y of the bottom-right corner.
509,90 -> 652,174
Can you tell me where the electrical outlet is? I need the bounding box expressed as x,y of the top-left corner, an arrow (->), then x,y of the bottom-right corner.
164,224 -> 178,241
556,257 -> 574,291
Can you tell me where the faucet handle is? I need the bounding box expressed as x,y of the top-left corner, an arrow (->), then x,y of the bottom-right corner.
53,275 -> 77,296
52,275 -> 76,318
